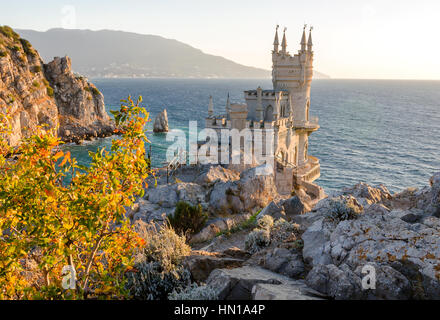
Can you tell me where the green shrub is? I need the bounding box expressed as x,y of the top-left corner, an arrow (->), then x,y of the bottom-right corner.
20,39 -> 35,57
169,201 -> 208,235
90,87 -> 100,95
327,196 -> 363,222
245,228 -> 270,254
0,26 -> 20,40
168,283 -> 218,300
32,65 -> 41,73
46,86 -> 54,97
125,221 -> 192,300
32,80 -> 39,88
0,50 -> 6,57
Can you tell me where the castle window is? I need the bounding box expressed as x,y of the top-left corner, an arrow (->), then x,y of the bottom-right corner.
264,105 -> 274,122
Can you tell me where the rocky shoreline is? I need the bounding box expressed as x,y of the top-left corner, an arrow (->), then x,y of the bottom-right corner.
129,164 -> 440,300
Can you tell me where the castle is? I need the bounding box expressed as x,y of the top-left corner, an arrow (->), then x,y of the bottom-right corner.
205,25 -> 324,202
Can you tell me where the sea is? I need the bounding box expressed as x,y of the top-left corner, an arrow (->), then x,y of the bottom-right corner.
62,79 -> 440,194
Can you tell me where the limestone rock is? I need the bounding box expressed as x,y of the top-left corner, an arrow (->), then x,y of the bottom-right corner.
205,266 -> 324,300
257,201 -> 285,220
301,177 -> 440,299
44,56 -> 114,142
195,165 -> 240,187
0,29 -> 113,147
282,196 -> 311,217
209,167 -> 278,215
153,109 -> 169,133
183,250 -> 246,282
256,247 -> 305,279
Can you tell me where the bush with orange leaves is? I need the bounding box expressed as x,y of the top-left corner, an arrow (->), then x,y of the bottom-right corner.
0,96 -> 152,299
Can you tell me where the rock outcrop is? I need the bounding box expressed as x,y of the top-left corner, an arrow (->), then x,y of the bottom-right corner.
302,174 -> 440,299
0,26 -> 114,147
153,109 -> 168,133
44,56 -> 114,142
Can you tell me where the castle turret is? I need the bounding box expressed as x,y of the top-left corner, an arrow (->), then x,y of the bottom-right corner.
307,27 -> 313,53
256,86 -> 263,121
273,25 -> 279,53
300,25 -> 307,52
225,93 -> 231,118
208,95 -> 214,116
281,28 -> 287,54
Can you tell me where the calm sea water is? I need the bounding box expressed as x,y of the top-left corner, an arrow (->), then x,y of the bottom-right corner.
63,79 -> 440,193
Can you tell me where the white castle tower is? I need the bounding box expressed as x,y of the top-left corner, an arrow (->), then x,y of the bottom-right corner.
205,25 -> 324,201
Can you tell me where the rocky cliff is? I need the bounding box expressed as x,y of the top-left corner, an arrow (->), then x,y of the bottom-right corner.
0,26 -> 113,147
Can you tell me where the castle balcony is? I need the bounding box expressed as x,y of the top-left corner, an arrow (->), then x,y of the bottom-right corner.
293,116 -> 319,131
297,155 -> 321,183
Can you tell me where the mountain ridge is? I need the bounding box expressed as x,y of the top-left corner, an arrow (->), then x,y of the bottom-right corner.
16,28 -> 330,79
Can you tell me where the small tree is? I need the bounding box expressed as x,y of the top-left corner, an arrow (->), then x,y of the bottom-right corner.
168,201 -> 208,236
0,96 -> 152,299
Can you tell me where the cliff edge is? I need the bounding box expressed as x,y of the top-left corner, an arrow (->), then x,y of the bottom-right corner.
0,26 -> 114,147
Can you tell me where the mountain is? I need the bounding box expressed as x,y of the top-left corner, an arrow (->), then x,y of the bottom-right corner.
16,28 -> 330,79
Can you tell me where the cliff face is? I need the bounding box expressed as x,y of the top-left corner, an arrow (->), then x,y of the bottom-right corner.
44,56 -> 114,142
0,26 -> 113,147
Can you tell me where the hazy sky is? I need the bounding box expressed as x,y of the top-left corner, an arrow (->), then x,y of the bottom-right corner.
1,0 -> 439,79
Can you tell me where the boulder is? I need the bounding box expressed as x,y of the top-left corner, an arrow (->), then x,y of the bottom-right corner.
153,109 -> 169,132
257,202 -> 285,220
183,250 -> 247,282
205,266 -> 324,300
341,182 -> 391,206
145,184 -> 178,208
257,247 -> 305,279
209,167 -> 278,215
195,165 -> 240,187
282,196 -> 311,217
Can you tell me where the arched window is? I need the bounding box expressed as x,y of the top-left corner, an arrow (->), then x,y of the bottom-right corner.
265,105 -> 274,122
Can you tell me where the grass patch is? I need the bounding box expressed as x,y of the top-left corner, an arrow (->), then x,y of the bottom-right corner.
0,26 -> 20,40
31,65 -> 41,73
47,86 -> 54,97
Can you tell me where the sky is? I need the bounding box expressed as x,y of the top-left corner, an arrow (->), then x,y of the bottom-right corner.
1,0 -> 439,79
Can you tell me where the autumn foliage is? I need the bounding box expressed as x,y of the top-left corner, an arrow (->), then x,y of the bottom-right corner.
0,96 -> 152,299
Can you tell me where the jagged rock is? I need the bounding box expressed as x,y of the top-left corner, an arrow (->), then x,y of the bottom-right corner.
153,109 -> 168,132
341,182 -> 391,206
145,184 -> 178,208
257,247 -> 305,279
209,166 -> 278,215
195,165 -> 240,187
0,29 -> 113,147
282,196 -> 311,217
44,56 -> 114,141
175,182 -> 206,206
301,176 -> 440,299
0,30 -> 58,147
257,201 -> 285,220
205,266 -> 324,300
183,250 -> 246,282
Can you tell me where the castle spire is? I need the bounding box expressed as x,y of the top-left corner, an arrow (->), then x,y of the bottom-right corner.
301,24 -> 307,52
273,25 -> 279,53
307,26 -> 313,52
281,27 -> 287,54
225,92 -> 230,116
208,95 -> 214,116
